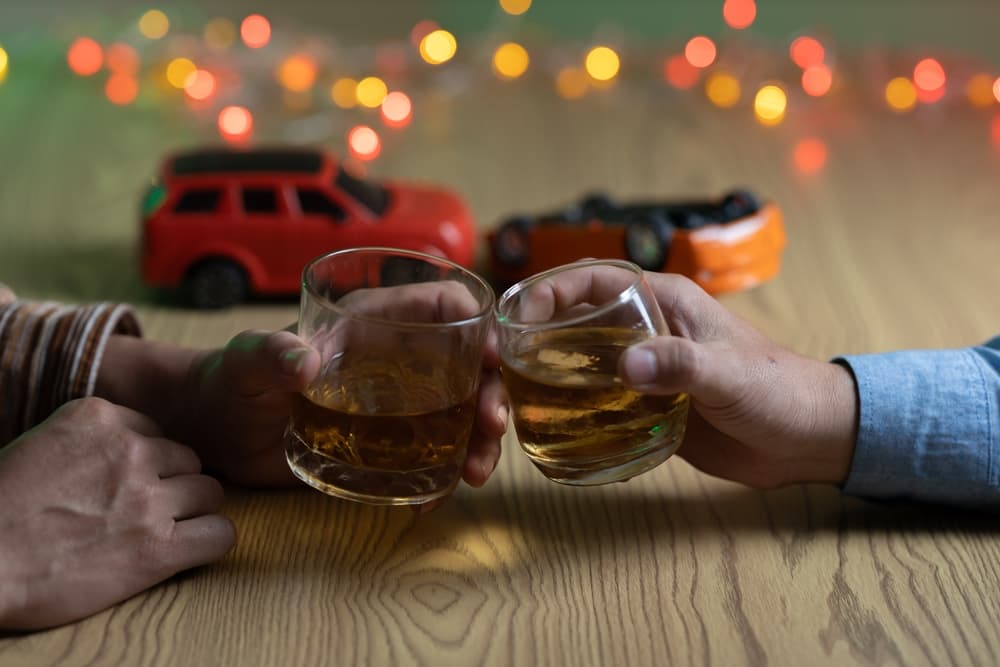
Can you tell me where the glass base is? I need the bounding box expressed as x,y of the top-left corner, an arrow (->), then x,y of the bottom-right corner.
524,432 -> 683,486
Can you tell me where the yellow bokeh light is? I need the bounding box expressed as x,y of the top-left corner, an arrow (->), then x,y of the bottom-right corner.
331,78 -> 358,108
278,55 -> 317,92
0,46 -> 8,83
555,67 -> 589,99
493,42 -> 529,79
356,76 -> 388,107
419,29 -> 457,65
705,72 -> 741,108
499,0 -> 532,15
885,77 -> 917,112
204,18 -> 236,51
965,73 -> 996,108
584,46 -> 620,82
753,84 -> 787,125
166,57 -> 196,88
139,9 -> 169,40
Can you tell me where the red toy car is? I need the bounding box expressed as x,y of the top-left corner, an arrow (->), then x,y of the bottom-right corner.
487,190 -> 786,295
140,147 -> 477,308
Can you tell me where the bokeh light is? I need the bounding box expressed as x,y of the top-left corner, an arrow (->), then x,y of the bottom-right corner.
420,29 -> 457,65
331,78 -> 358,108
753,84 -> 787,125
723,0 -> 756,30
67,37 -> 103,76
241,15 -> 271,49
0,46 -> 7,83
499,0 -> 532,15
916,85 -> 946,104
885,77 -> 917,112
913,58 -> 946,91
555,67 -> 589,99
105,43 -> 139,75
705,71 -> 741,107
664,54 -> 700,89
381,91 -> 413,128
801,64 -> 832,97
278,55 -> 317,92
684,36 -> 716,69
792,137 -> 828,174
965,73 -> 996,108
348,125 -> 381,161
584,46 -> 620,82
992,114 -> 1000,148
204,18 -> 236,51
218,105 -> 253,142
356,76 -> 388,107
139,10 -> 169,40
410,20 -> 439,48
789,36 -> 824,69
184,69 -> 216,101
166,57 -> 196,88
105,74 -> 138,105
493,42 -> 530,79
994,77 -> 1000,103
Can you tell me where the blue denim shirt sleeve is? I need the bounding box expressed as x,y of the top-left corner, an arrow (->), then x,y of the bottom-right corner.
835,336 -> 1000,509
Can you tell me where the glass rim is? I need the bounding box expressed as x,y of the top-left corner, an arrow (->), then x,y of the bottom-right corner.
496,259 -> 646,330
301,246 -> 496,329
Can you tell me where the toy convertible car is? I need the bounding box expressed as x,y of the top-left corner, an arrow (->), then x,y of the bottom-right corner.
487,190 -> 786,295
140,147 -> 477,308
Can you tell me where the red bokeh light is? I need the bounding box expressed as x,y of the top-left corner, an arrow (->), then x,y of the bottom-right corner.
913,58 -> 946,91
915,84 -> 946,104
218,106 -> 253,142
801,65 -> 832,97
991,114 -> 1000,148
790,36 -> 824,69
380,91 -> 413,128
67,37 -> 103,76
105,43 -> 139,75
184,70 -> 216,100
684,36 -> 716,69
410,20 -> 439,48
241,14 -> 271,49
104,74 -> 138,105
723,0 -> 756,30
663,54 -> 700,89
347,125 -> 381,161
792,137 -> 828,175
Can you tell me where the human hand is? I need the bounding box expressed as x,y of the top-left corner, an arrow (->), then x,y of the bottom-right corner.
0,398 -> 234,630
616,273 -> 858,488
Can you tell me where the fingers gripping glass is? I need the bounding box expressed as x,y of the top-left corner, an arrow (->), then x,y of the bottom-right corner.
496,259 -> 690,486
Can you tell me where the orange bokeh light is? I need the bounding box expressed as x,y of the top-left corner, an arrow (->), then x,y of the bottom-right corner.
801,65 -> 832,97
684,36 -> 716,69
790,36 -> 824,69
723,0 -> 756,30
105,42 -> 139,75
218,106 -> 253,141
913,58 -> 945,91
348,125 -> 381,161
104,74 -> 138,105
792,137 -> 828,174
664,54 -> 700,89
184,69 -> 216,100
381,91 -> 413,128
67,37 -> 103,76
241,14 -> 271,49
278,55 -> 317,92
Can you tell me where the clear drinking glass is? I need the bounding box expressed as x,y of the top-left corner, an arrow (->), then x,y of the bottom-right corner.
496,259 -> 690,485
284,247 -> 495,505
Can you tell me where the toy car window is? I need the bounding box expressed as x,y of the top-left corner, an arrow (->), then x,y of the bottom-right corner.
334,168 -> 387,215
297,188 -> 345,221
173,188 -> 220,213
242,188 -> 278,214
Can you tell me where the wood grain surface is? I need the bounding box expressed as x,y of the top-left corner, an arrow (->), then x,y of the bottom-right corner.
2,17 -> 1000,667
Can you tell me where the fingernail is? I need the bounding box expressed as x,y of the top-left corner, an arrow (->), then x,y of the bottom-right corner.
622,347 -> 658,385
496,405 -> 509,430
280,348 -> 310,375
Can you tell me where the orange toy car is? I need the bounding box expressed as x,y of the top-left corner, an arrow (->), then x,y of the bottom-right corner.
487,190 -> 786,295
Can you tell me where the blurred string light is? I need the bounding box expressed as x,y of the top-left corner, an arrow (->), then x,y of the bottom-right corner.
555,67 -> 589,99
67,37 -> 103,76
204,18 -> 236,51
664,54 -> 700,89
184,69 -> 216,100
420,29 -> 457,65
0,45 -> 8,83
166,57 -> 196,88
348,125 -> 381,160
493,42 -> 529,79
139,10 -> 169,40
753,84 -> 787,125
705,71 -> 740,107
499,0 -> 532,16
965,73 -> 996,108
356,76 -> 388,107
278,54 -> 317,91
885,76 -> 917,112
105,43 -> 139,75
331,77 -> 358,108
792,137 -> 828,174
801,64 -> 832,97
789,36 -> 824,69
218,105 -> 253,142
105,73 -> 138,105
241,14 -> 271,49
723,0 -> 756,30
381,91 -> 413,128
684,36 -> 716,68
585,46 -> 620,82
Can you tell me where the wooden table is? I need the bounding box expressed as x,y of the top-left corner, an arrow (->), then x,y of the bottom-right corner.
2,34 -> 999,667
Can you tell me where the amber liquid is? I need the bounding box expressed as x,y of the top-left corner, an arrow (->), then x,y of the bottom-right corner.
501,327 -> 689,485
285,356 -> 476,505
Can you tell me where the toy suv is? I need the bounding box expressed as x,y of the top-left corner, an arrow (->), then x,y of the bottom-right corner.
140,147 -> 477,308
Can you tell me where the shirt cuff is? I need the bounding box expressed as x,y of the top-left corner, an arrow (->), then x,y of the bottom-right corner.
836,348 -> 999,509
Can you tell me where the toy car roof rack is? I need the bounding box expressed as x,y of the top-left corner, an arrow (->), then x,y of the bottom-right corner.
170,148 -> 325,176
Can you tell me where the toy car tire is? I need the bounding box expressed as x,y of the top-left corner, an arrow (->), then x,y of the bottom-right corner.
720,189 -> 761,221
624,213 -> 673,271
185,259 -> 249,309
493,217 -> 532,267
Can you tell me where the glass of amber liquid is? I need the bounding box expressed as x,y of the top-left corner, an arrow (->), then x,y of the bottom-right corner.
497,259 -> 690,485
285,247 -> 495,505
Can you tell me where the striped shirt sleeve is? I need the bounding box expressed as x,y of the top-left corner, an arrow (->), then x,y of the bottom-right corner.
0,284 -> 142,445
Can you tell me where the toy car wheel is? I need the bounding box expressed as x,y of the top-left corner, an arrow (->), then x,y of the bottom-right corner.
185,260 -> 248,309
720,189 -> 761,221
493,217 -> 532,267
624,213 -> 672,271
